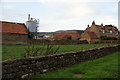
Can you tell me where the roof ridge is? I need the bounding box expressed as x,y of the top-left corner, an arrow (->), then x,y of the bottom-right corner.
0,21 -> 24,24
1,21 -> 28,34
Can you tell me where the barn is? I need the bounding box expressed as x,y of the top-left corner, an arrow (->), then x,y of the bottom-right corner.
0,21 -> 29,44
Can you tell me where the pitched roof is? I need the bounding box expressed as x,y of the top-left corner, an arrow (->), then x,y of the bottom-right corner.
51,32 -> 81,39
51,34 -> 65,39
87,31 -> 98,39
85,27 -> 90,31
0,21 -> 28,34
95,25 -> 118,33
70,34 -> 81,37
104,26 -> 118,33
36,37 -> 46,40
95,25 -> 102,28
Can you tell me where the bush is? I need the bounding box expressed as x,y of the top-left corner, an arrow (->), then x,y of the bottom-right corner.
44,44 -> 60,55
101,36 -> 118,40
62,35 -> 72,40
118,38 -> 120,44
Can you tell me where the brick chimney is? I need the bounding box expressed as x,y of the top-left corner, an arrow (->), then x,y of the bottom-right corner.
87,24 -> 89,28
101,23 -> 103,26
92,20 -> 95,25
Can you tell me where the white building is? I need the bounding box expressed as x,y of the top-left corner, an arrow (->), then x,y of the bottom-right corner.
26,14 -> 39,39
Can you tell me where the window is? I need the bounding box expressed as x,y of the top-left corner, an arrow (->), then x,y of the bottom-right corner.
110,30 -> 112,34
103,30 -> 105,33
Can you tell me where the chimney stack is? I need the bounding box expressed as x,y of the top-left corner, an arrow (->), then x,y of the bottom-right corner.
101,23 -> 103,26
87,24 -> 89,28
92,20 -> 95,25
28,14 -> 30,20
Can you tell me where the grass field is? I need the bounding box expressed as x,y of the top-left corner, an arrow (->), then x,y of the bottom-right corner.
2,44 -> 116,60
29,51 -> 119,79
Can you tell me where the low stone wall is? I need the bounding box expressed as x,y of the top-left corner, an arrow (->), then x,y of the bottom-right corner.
101,40 -> 118,44
2,44 -> 120,79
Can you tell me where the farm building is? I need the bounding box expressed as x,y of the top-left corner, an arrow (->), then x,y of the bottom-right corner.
50,31 -> 81,40
80,31 -> 99,44
80,21 -> 119,43
26,14 -> 39,39
0,21 -> 29,44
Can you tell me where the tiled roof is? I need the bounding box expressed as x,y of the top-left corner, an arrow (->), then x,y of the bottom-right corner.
87,31 -> 98,39
51,32 -> 81,39
85,27 -> 90,31
52,34 -> 68,39
0,21 -> 28,34
71,34 -> 81,37
36,37 -> 46,40
104,26 -> 118,33
95,25 -> 102,27
95,25 -> 118,33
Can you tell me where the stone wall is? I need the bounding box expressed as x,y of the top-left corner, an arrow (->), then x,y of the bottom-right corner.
29,39 -> 88,45
2,33 -> 88,45
2,33 -> 28,44
2,44 -> 120,79
101,40 -> 118,44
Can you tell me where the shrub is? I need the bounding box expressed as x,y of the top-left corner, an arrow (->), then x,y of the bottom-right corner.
118,38 -> 120,44
100,36 -> 118,40
44,44 -> 60,55
21,44 -> 60,58
62,35 -> 72,40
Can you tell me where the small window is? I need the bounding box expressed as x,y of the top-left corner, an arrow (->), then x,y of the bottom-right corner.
110,30 -> 112,34
103,30 -> 105,33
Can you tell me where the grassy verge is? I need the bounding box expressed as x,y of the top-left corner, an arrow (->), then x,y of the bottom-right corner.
2,44 -> 116,60
29,51 -> 119,79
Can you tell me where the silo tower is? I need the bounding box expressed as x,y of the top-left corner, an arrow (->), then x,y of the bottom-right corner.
26,14 -> 39,39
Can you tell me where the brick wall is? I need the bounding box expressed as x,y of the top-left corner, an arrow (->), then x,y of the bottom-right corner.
2,44 -> 120,79
2,33 -> 28,44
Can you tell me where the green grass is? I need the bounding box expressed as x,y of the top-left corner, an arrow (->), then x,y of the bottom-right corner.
2,44 -> 116,60
29,51 -> 119,79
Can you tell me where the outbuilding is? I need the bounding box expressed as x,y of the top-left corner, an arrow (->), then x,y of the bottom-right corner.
1,21 -> 29,44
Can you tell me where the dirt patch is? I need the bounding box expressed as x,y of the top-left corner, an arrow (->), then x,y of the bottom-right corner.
74,73 -> 84,77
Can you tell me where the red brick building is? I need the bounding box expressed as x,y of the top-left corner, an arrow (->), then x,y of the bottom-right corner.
0,21 -> 29,44
50,31 -> 81,40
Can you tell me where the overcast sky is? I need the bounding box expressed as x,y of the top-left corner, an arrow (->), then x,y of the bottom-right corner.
0,0 -> 120,32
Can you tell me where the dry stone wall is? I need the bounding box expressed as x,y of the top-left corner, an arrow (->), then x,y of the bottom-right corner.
2,44 -> 120,79
29,39 -> 88,45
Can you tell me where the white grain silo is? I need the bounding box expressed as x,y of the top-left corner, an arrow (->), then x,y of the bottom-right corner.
26,14 -> 39,39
